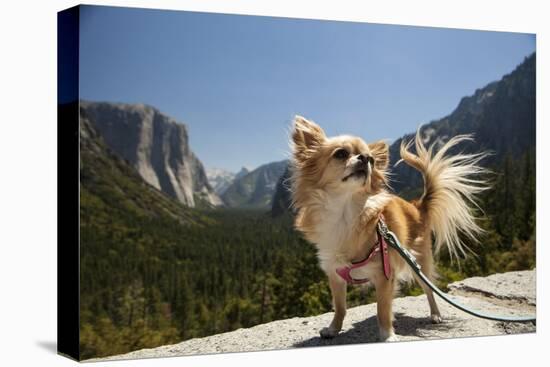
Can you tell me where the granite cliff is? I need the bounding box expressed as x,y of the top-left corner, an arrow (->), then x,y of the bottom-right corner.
80,101 -> 221,207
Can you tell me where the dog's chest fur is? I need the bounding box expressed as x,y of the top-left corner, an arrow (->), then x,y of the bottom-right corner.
310,191 -> 392,274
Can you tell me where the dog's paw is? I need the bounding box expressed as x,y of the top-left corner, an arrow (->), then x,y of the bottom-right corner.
379,329 -> 399,342
320,327 -> 340,339
383,334 -> 400,342
431,314 -> 443,324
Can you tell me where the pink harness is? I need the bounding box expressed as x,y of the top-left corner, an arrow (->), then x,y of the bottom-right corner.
335,217 -> 392,284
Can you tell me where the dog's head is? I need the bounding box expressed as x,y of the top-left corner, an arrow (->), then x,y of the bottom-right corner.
290,116 -> 389,203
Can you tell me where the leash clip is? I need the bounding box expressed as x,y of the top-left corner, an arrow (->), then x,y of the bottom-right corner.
377,219 -> 389,237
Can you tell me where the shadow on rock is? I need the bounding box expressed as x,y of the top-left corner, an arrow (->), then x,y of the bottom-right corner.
294,313 -> 459,348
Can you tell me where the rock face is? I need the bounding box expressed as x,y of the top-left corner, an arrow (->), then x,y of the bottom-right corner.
222,160 -> 288,208
80,101 -> 222,207
90,269 -> 535,361
447,270 -> 536,306
271,165 -> 293,217
79,107 -> 198,224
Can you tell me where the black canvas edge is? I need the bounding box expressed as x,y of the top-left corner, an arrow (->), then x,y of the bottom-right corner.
57,4 -> 81,362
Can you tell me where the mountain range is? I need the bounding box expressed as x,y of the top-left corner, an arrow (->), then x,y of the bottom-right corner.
81,101 -> 287,209
79,52 -> 535,214
206,167 -> 249,195
221,160 -> 288,208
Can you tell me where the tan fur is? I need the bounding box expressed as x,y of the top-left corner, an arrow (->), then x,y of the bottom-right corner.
289,116 -> 487,341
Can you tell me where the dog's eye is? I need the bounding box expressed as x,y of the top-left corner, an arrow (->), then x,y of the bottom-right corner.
333,149 -> 349,160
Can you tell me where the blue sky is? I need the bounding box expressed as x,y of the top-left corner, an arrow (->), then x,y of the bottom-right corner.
79,5 -> 535,173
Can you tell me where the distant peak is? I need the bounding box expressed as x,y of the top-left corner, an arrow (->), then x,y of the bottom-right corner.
235,167 -> 250,179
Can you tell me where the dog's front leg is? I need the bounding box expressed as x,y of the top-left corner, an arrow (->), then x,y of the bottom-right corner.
320,273 -> 347,338
374,276 -> 398,342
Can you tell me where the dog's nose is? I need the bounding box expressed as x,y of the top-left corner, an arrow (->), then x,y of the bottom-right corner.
358,154 -> 374,166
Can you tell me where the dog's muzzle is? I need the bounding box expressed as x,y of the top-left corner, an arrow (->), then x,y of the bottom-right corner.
342,161 -> 371,182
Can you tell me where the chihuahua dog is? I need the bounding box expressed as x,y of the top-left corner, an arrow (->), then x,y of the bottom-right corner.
289,116 -> 487,342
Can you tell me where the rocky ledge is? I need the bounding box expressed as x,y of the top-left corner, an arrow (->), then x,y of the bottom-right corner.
89,269 -> 536,362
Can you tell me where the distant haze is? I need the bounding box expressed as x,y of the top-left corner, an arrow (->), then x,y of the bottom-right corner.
79,5 -> 535,172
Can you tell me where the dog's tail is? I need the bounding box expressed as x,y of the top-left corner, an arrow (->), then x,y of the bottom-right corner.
399,129 -> 489,260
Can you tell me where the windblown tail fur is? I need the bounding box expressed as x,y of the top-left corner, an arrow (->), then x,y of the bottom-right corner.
400,129 -> 489,260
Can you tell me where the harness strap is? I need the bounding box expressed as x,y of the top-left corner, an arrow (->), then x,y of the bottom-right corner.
335,242 -> 380,285
335,215 -> 391,285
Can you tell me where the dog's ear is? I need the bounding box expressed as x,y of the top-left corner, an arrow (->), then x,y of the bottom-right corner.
369,140 -> 389,171
292,115 -> 326,161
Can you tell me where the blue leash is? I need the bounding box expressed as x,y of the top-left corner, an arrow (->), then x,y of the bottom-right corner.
377,220 -> 536,324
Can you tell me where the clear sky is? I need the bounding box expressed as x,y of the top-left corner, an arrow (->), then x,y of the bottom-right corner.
78,5 -> 535,173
